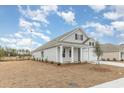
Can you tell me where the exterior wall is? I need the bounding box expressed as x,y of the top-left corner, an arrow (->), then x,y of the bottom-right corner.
121,52 -> 124,60
82,47 -> 97,61
32,51 -> 41,60
32,47 -> 58,62
101,52 -> 120,60
43,47 -> 57,62
62,29 -> 88,43
63,47 -> 71,63
62,47 -> 80,63
85,39 -> 95,46
74,48 -> 78,62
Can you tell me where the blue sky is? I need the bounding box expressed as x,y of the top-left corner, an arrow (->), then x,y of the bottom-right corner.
0,5 -> 124,50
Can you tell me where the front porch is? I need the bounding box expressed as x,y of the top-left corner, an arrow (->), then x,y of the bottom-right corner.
56,45 -> 90,64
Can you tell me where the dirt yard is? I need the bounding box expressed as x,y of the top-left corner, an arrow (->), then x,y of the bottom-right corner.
0,60 -> 124,88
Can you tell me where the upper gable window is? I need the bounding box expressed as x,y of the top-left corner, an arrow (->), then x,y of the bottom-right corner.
75,34 -> 78,40
89,42 -> 91,46
92,42 -> 94,46
81,35 -> 83,41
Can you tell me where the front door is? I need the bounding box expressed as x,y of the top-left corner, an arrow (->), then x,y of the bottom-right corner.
78,48 -> 80,61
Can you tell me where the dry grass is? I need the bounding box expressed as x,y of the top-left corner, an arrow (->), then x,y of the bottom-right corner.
0,60 -> 124,88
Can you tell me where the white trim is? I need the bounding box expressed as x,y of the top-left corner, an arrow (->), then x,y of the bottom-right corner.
56,47 -> 58,62
60,28 -> 89,41
119,51 -> 121,60
71,46 -> 74,63
60,46 -> 63,63
88,47 -> 89,61
80,47 -> 83,62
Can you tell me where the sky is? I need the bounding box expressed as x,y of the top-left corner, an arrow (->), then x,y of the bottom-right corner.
0,5 -> 124,50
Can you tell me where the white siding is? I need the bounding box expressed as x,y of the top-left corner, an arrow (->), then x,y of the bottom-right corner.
43,47 -> 57,62
62,29 -> 88,43
63,47 -> 71,63
82,47 -> 97,61
32,51 -> 41,60
32,47 -> 58,62
85,39 -> 95,46
74,48 -> 78,62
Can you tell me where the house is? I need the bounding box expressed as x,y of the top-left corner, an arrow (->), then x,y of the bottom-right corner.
101,44 -> 124,61
32,27 -> 97,63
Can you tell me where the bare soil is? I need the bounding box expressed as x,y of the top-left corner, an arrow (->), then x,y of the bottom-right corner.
0,60 -> 124,88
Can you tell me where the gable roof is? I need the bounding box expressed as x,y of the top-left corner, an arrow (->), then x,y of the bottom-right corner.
32,27 -> 89,53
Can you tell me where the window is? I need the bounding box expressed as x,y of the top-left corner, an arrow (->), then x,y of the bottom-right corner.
69,49 -> 71,57
63,48 -> 65,57
92,42 -> 94,46
75,34 -> 78,40
81,35 -> 83,41
41,51 -> 44,58
89,42 -> 91,46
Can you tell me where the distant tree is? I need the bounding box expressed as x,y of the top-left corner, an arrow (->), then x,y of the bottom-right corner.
0,46 -> 5,60
94,41 -> 103,64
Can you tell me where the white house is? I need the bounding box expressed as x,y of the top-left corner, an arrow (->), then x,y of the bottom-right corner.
32,27 -> 97,63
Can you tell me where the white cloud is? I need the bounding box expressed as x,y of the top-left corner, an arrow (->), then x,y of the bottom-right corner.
46,30 -> 52,35
18,5 -> 58,25
32,22 -> 41,27
103,6 -> 124,20
57,11 -> 76,25
89,5 -> 106,12
40,5 -> 58,13
104,12 -> 123,20
111,21 -> 124,31
32,31 -> 50,42
0,36 -> 41,50
82,22 -> 113,36
14,32 -> 23,38
19,18 -> 32,29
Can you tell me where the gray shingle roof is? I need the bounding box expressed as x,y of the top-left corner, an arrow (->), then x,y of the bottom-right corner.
32,27 -> 89,53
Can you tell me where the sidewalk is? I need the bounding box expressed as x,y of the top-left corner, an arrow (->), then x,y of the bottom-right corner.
91,61 -> 124,67
91,77 -> 124,88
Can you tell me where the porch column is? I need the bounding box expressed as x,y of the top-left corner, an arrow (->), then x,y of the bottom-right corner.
119,52 -> 121,60
56,47 -> 58,62
88,47 -> 90,61
80,47 -> 83,62
71,46 -> 74,63
60,46 -> 63,63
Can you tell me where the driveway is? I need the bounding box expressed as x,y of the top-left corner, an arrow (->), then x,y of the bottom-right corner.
92,61 -> 124,67
91,77 -> 124,88
90,61 -> 124,88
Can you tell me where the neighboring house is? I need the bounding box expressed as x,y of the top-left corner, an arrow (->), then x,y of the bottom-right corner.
101,44 -> 124,61
32,27 -> 97,64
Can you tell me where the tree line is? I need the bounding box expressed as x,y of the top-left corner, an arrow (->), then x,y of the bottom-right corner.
0,46 -> 31,60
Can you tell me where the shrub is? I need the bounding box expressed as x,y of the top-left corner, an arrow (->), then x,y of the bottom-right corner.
41,59 -> 44,62
57,63 -> 61,66
45,58 -> 48,63
107,58 -> 110,61
51,61 -> 54,64
113,58 -> 116,61
37,58 -> 39,61
121,59 -> 124,61
101,58 -> 105,61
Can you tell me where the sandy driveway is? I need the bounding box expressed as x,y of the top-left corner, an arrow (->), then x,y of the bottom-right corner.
0,60 -> 124,88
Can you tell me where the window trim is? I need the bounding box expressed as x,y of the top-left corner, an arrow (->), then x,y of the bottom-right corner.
63,48 -> 65,57
41,51 -> 44,58
75,34 -> 78,40
81,35 -> 83,41
89,42 -> 91,46
69,49 -> 71,57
